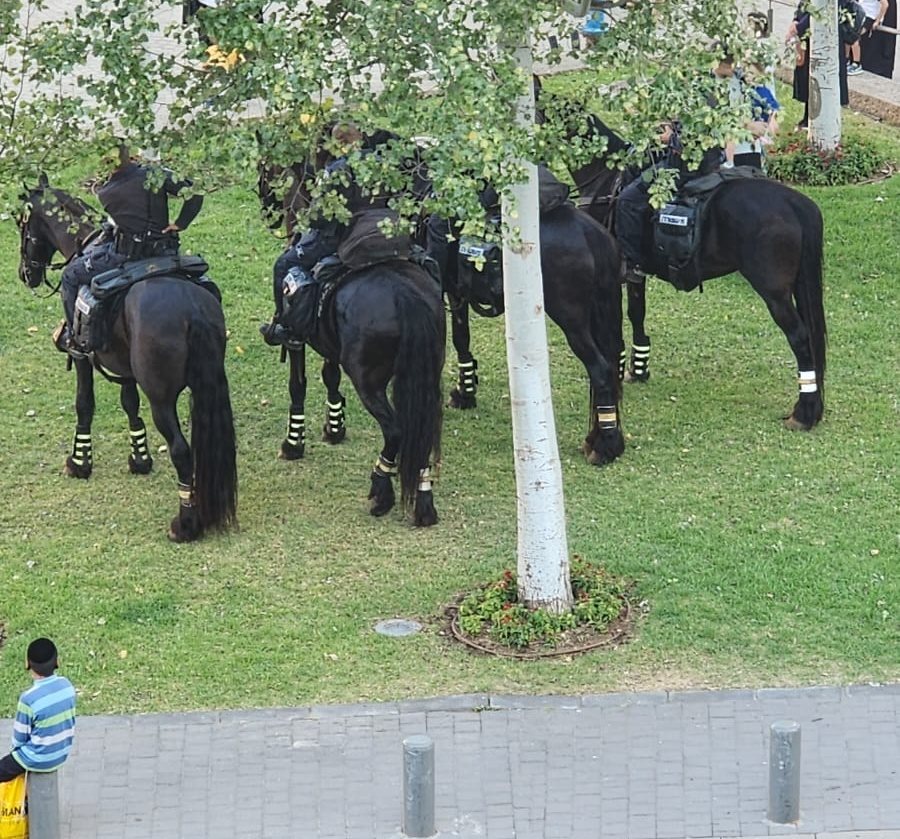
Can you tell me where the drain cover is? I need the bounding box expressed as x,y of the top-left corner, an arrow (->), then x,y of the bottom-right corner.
374,618 -> 423,637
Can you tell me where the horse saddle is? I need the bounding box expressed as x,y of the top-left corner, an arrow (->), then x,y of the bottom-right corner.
651,167 -> 767,291
74,255 -> 216,354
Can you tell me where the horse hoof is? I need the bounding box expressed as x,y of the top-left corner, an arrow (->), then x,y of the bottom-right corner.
279,441 -> 305,460
414,492 -> 439,527
448,388 -> 476,410
783,414 -> 813,432
64,457 -> 92,479
624,369 -> 649,383
322,426 -> 346,445
128,455 -> 153,475
168,513 -> 201,543
585,430 -> 625,466
369,499 -> 394,517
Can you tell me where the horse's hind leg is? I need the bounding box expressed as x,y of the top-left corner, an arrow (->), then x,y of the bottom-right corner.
567,335 -> 625,466
356,385 -> 399,517
280,347 -> 307,460
65,359 -> 95,479
150,401 -> 200,542
448,300 -> 478,409
762,294 -> 824,430
321,359 -> 347,444
625,279 -> 651,382
120,380 -> 153,474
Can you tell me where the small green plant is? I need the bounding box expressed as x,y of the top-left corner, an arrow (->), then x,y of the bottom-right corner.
457,558 -> 630,651
767,136 -> 890,186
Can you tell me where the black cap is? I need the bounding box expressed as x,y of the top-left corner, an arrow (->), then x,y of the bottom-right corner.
27,638 -> 57,666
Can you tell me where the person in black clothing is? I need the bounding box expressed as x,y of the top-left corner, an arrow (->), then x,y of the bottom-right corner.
260,122 -> 364,346
615,120 -> 685,281
55,145 -> 203,353
787,3 -> 849,130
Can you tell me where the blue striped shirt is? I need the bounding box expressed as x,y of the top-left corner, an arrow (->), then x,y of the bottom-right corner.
10,675 -> 77,772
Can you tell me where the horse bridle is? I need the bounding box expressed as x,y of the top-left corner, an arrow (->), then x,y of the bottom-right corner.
18,204 -> 75,295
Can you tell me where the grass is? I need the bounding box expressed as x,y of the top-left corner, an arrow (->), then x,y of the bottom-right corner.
0,102 -> 898,716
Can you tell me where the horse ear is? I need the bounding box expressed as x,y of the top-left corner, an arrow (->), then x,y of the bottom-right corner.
38,172 -> 50,188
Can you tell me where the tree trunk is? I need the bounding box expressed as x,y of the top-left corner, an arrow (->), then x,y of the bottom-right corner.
502,40 -> 574,615
809,0 -> 842,150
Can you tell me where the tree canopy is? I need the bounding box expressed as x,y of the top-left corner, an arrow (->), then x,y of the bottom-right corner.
2,0 -> 775,222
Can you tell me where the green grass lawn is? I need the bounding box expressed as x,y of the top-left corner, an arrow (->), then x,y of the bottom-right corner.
0,106 -> 898,715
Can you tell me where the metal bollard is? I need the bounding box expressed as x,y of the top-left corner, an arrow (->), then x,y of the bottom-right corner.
27,771 -> 61,839
768,720 -> 801,824
402,735 -> 435,837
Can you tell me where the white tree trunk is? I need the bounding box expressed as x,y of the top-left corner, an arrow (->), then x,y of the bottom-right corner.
502,41 -> 574,615
809,0 -> 842,150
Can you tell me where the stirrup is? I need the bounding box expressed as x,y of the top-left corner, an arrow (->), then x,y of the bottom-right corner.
52,322 -> 88,359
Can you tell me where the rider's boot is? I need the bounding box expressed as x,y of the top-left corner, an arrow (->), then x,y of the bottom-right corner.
52,320 -> 88,359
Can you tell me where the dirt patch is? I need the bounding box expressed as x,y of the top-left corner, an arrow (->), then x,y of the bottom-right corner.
848,90 -> 900,127
0,621 -> 6,651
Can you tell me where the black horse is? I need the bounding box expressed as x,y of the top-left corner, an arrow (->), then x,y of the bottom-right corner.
272,260 -> 445,527
431,191 -> 626,466
17,178 -> 237,541
258,142 -> 445,525
568,115 -> 827,430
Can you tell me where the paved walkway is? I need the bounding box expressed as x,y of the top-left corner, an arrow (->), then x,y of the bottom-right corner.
5,684 -> 899,839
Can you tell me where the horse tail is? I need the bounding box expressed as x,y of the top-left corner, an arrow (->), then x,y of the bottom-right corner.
393,284 -> 443,510
795,199 -> 827,402
186,316 -> 238,534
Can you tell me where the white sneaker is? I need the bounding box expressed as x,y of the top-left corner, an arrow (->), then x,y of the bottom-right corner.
847,62 -> 863,76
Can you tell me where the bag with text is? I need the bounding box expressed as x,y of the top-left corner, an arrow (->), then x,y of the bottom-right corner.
0,774 -> 28,839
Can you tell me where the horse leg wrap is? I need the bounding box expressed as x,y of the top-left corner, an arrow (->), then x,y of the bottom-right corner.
619,348 -> 627,381
798,370 -> 818,394
129,425 -> 151,465
326,399 -> 345,436
595,405 -> 618,431
286,413 -> 306,449
372,454 -> 398,479
70,432 -> 93,469
417,466 -> 433,492
630,343 -> 650,380
458,359 -> 479,396
178,481 -> 194,509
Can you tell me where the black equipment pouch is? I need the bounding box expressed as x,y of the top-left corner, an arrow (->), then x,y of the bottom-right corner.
281,266 -> 321,342
72,285 -> 104,353
457,230 -> 504,317
654,202 -> 698,266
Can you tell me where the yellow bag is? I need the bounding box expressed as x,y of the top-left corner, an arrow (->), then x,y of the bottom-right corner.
0,774 -> 28,839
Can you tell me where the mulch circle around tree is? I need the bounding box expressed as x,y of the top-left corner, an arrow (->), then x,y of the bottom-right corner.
444,596 -> 636,661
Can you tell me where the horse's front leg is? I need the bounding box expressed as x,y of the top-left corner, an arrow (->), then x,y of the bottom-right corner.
120,379 -> 153,474
447,297 -> 478,409
280,345 -> 307,460
321,359 -> 347,444
65,358 -> 96,479
624,278 -> 651,382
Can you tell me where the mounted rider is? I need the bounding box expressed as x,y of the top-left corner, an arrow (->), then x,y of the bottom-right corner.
55,144 -> 204,353
260,121 -> 366,347
614,119 -> 686,284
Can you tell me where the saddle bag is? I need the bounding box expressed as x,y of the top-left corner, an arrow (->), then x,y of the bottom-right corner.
457,233 -> 504,316
281,266 -> 322,342
73,284 -> 105,353
653,201 -> 699,271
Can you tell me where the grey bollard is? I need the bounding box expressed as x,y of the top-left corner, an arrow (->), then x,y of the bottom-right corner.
27,771 -> 61,839
768,720 -> 801,824
402,735 -> 435,837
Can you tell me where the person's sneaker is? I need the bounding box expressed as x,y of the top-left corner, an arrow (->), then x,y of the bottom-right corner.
847,62 -> 863,76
